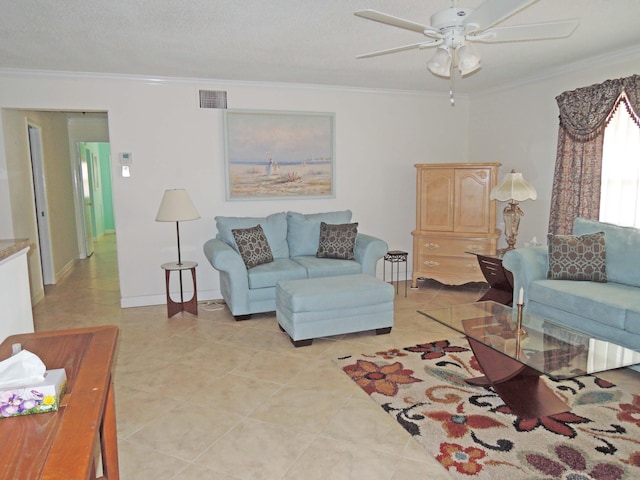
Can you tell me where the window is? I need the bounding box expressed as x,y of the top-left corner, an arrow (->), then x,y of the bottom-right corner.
600,100 -> 640,228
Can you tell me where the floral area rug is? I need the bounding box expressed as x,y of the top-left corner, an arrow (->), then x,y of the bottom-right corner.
336,339 -> 640,479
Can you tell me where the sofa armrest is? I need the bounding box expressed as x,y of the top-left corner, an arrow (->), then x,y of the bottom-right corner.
502,246 -> 548,304
203,238 -> 246,273
354,233 -> 388,276
203,237 -> 250,299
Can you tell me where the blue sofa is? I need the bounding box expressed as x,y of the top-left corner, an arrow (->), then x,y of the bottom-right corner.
203,210 -> 388,319
503,218 -> 640,351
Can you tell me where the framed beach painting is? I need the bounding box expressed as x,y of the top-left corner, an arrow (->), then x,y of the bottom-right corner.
224,110 -> 335,200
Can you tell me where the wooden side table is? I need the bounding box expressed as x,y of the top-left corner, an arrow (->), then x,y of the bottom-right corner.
383,250 -> 408,297
161,261 -> 198,317
469,252 -> 514,306
0,326 -> 120,479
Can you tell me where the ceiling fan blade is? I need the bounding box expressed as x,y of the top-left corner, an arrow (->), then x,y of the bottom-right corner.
356,40 -> 442,59
468,19 -> 579,43
463,0 -> 536,32
354,10 -> 439,36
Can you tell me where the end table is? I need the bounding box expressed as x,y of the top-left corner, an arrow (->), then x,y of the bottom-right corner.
383,250 -> 408,297
467,252 -> 514,306
161,261 -> 198,317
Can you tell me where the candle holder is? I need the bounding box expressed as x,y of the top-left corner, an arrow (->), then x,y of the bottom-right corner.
516,302 -> 526,336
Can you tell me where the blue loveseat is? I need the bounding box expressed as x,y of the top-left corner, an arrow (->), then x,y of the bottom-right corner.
502,218 -> 640,351
203,210 -> 388,319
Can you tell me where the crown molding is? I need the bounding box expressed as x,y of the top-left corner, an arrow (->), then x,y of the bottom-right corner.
0,67 -> 456,99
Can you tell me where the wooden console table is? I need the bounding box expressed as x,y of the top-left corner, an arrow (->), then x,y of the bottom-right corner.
0,326 -> 120,479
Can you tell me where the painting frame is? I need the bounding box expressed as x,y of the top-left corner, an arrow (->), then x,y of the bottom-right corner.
224,109 -> 335,201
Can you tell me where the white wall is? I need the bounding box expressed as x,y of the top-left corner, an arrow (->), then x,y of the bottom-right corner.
469,49 -> 640,248
0,71 -> 469,306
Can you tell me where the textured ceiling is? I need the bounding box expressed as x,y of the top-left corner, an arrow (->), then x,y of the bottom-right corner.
1,0 -> 640,94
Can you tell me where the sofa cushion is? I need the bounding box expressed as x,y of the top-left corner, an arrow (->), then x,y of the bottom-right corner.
291,256 -> 361,279
546,231 -> 607,282
529,279 -> 639,330
216,212 -> 289,259
247,258 -> 307,289
316,222 -> 358,260
286,210 -> 352,257
277,274 -> 393,313
232,225 -> 274,268
573,218 -> 640,287
626,306 -> 640,336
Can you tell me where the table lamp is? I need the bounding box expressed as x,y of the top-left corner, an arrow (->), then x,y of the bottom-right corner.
155,189 -> 200,265
489,170 -> 537,251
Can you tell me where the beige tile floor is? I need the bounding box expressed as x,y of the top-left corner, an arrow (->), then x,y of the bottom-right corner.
32,234 -> 640,480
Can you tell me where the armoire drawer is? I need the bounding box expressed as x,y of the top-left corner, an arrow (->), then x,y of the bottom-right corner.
415,236 -> 494,256
415,253 -> 481,275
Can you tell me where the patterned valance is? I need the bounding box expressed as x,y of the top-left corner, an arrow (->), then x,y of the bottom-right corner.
556,74 -> 640,141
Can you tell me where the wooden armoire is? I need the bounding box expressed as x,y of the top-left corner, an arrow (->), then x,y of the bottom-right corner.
411,162 -> 501,287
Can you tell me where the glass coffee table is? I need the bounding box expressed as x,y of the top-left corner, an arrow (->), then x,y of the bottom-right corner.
419,301 -> 640,419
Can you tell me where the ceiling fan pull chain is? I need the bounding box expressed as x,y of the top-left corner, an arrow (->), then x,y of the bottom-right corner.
449,63 -> 455,106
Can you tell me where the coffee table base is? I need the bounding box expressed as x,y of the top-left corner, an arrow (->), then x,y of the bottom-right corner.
466,337 -> 570,419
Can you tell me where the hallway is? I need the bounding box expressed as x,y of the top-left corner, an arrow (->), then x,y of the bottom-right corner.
33,233 -> 124,330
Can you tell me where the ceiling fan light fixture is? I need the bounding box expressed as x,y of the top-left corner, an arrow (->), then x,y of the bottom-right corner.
427,46 -> 452,77
456,43 -> 481,76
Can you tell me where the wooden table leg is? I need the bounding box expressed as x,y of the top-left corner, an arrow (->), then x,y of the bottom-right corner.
100,377 -> 120,480
165,269 -> 181,317
466,337 -> 570,419
182,267 -> 198,316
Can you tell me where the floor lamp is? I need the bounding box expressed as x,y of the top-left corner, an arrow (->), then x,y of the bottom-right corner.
155,189 -> 200,305
490,170 -> 537,251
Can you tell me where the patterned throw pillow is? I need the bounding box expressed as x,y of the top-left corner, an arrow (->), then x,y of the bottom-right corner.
547,231 -> 607,282
316,222 -> 358,260
231,225 -> 274,269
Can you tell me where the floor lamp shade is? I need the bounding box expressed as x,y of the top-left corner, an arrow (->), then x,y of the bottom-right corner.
155,189 -> 200,265
155,189 -> 200,222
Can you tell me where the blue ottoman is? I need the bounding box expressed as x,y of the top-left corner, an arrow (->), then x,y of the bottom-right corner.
276,274 -> 394,347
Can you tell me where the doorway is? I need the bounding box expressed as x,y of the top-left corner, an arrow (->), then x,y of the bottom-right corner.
80,146 -> 96,256
3,110 -> 116,303
76,141 -> 114,257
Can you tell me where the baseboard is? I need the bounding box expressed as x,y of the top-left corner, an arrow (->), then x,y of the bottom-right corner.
120,294 -> 167,308
55,258 -> 78,283
120,289 -> 222,308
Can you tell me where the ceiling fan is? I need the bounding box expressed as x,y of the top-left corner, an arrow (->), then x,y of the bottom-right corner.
355,0 -> 579,80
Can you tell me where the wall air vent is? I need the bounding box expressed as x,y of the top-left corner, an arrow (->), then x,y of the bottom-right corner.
199,90 -> 228,109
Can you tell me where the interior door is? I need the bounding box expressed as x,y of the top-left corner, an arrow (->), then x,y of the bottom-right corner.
28,124 -> 55,284
80,147 -> 95,256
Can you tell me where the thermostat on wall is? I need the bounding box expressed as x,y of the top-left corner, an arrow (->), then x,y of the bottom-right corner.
119,152 -> 133,165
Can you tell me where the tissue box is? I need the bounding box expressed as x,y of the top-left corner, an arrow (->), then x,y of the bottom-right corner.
0,369 -> 67,418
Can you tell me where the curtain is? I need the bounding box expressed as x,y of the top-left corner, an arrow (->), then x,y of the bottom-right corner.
548,75 -> 640,234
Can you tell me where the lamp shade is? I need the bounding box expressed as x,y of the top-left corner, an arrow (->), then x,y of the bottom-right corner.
427,47 -> 452,77
456,44 -> 480,76
489,171 -> 537,202
155,189 -> 200,222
